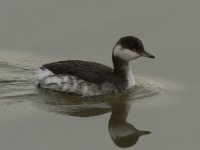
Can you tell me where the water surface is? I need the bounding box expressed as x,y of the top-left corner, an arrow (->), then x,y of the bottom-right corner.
0,1 -> 200,150
0,52 -> 161,149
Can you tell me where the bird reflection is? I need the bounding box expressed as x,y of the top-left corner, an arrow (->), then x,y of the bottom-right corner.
33,89 -> 152,148
108,100 -> 151,148
0,62 -> 159,148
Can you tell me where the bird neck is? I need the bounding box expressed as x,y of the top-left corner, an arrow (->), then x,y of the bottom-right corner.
112,56 -> 135,88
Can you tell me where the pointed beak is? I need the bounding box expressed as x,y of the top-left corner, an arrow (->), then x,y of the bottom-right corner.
141,52 -> 155,59
138,130 -> 152,136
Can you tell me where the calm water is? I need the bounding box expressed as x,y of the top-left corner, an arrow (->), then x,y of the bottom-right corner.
0,1 -> 200,150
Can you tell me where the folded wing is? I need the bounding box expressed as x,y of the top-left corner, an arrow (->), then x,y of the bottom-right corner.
42,60 -> 113,83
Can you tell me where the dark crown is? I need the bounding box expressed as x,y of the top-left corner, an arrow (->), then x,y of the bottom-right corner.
117,36 -> 145,53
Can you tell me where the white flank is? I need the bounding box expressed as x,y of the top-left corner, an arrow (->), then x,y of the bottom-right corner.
45,76 -> 62,85
70,79 -> 78,92
62,76 -> 69,82
36,67 -> 106,96
62,83 -> 70,91
82,85 -> 89,96
36,68 -> 54,80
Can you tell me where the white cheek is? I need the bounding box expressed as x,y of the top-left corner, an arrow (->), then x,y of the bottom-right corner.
123,49 -> 140,60
113,45 -> 140,60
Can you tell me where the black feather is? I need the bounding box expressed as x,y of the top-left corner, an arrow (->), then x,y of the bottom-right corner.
42,60 -> 114,83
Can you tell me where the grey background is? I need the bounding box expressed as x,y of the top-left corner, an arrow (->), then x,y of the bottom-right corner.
0,0 -> 200,150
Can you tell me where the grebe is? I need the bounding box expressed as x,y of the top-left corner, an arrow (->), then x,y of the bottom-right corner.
37,36 -> 155,96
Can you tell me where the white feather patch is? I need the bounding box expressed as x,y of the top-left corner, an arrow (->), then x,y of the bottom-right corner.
62,76 -> 69,82
113,45 -> 140,60
126,66 -> 135,88
45,76 -> 62,85
82,85 -> 89,96
36,68 -> 54,80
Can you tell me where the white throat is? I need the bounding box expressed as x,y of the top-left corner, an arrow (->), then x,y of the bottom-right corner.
126,65 -> 135,88
113,45 -> 136,88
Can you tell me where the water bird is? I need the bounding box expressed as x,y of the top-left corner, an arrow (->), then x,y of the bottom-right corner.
37,36 -> 155,96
